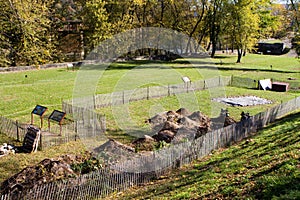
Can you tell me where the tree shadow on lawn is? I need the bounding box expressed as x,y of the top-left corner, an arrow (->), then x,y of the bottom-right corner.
72,57 -> 299,76
77,62 -> 298,76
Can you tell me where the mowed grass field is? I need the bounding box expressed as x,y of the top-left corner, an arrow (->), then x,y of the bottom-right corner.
0,53 -> 299,187
0,53 -> 299,121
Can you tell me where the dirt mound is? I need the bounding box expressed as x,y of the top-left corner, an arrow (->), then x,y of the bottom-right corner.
176,108 -> 191,117
93,139 -> 136,164
138,108 -> 211,148
0,154 -> 88,197
132,135 -> 157,152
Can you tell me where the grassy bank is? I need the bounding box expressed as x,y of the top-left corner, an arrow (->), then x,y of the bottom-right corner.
105,111 -> 300,199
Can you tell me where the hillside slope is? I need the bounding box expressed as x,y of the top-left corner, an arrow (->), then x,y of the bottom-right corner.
106,111 -> 300,199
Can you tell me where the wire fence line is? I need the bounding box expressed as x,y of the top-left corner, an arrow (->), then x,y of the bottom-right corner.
0,75 -> 296,150
63,75 -> 299,114
2,96 -> 299,200
62,76 -> 232,114
0,110 -> 106,150
0,117 -> 27,143
0,75 -> 295,150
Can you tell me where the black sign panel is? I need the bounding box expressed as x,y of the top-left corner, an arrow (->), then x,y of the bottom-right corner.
31,105 -> 47,116
48,110 -> 66,124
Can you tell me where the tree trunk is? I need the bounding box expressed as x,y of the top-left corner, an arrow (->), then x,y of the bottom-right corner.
236,48 -> 242,63
211,41 -> 217,58
206,42 -> 211,51
195,32 -> 205,52
185,1 -> 205,54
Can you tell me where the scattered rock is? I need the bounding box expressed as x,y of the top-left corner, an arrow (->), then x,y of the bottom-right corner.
0,143 -> 15,157
213,96 -> 272,107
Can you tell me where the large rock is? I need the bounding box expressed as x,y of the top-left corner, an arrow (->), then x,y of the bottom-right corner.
188,111 -> 211,127
178,116 -> 199,130
211,109 -> 236,128
146,112 -> 167,132
161,121 -> 180,133
172,127 -> 196,144
93,139 -> 136,164
176,108 -> 191,117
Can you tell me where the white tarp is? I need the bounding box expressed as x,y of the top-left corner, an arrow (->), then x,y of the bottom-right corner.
259,79 -> 272,90
213,96 -> 272,107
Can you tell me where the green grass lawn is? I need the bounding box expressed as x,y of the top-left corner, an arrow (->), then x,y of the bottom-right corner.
105,111 -> 300,200
0,53 -> 299,189
0,53 -> 299,122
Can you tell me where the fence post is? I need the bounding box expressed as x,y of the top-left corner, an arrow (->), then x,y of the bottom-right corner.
186,83 -> 189,93
147,86 -> 149,100
203,80 -> 206,90
39,133 -> 43,151
230,75 -> 233,86
16,120 -> 20,142
219,76 -> 221,86
93,95 -> 97,109
168,85 -> 170,96
122,91 -> 125,104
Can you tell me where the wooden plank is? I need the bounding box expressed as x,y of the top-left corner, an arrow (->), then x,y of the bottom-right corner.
22,126 -> 40,153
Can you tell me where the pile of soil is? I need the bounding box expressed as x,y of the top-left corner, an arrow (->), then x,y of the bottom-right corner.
93,139 -> 136,165
0,154 -> 92,196
132,108 -> 212,151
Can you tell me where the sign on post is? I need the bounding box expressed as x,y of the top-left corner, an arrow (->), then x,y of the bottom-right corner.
182,76 -> 191,93
48,110 -> 66,135
31,105 -> 47,128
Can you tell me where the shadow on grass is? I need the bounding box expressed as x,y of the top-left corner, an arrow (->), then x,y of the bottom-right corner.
78,60 -> 298,75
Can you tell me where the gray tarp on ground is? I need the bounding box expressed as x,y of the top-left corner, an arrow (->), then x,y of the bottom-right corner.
213,96 -> 272,107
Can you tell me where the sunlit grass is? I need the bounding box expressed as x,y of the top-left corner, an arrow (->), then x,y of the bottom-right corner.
0,53 -> 299,191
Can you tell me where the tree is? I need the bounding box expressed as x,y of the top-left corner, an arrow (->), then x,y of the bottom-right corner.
0,0 -> 57,67
206,0 -> 226,58
289,0 -> 300,30
0,1 -> 12,67
81,0 -> 111,54
185,0 -> 208,54
258,5 -> 282,38
226,0 -> 260,63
